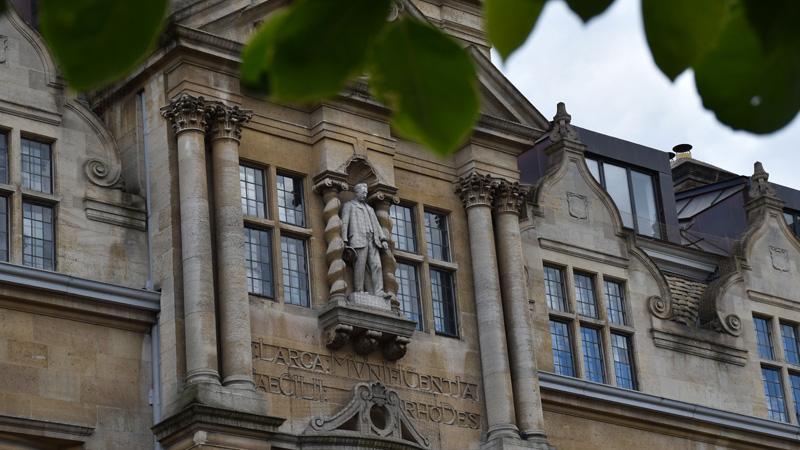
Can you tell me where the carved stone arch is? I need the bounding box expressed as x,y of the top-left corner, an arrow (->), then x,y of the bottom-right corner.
65,100 -> 124,189
5,5 -> 62,87
339,155 -> 383,189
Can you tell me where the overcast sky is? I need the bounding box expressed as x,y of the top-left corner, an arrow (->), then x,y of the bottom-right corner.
492,0 -> 800,190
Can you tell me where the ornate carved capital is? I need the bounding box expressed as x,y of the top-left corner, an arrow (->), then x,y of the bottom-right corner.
548,102 -> 581,143
160,93 -> 208,135
207,103 -> 252,142
312,172 -> 349,195
456,172 -> 496,209
493,179 -> 524,215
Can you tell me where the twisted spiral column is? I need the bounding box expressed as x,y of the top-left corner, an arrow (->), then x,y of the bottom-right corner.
369,189 -> 400,312
313,175 -> 349,302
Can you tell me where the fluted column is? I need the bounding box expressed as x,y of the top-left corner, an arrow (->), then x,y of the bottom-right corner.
161,94 -> 219,385
312,172 -> 349,303
208,103 -> 254,389
494,180 -> 547,440
455,172 -> 519,441
369,186 -> 400,312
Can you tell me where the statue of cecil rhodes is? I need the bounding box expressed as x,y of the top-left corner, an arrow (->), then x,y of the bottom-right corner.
341,183 -> 389,296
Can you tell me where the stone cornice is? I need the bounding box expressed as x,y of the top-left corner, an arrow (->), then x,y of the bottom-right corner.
0,413 -> 94,443
455,172 -> 496,209
208,103 -> 252,142
161,93 -> 209,135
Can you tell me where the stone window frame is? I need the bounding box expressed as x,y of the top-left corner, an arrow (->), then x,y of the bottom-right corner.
544,262 -> 638,390
240,161 -> 314,308
392,201 -> 460,338
752,314 -> 800,424
0,127 -> 59,269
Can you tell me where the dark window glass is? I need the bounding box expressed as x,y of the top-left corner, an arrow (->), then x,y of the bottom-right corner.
396,262 -> 422,330
781,323 -> 800,365
611,333 -> 636,390
277,173 -> 305,227
244,227 -> 273,297
425,211 -> 449,261
585,158 -> 600,183
785,211 -> 800,238
21,138 -> 52,194
581,326 -> 605,383
631,170 -> 661,238
574,272 -> 598,318
603,163 -> 633,228
755,317 -> 775,360
22,202 -> 54,270
240,165 -> 266,218
762,367 -> 788,422
0,196 -> 7,262
430,268 -> 457,336
281,235 -> 309,307
549,320 -> 575,377
544,265 -> 567,312
390,204 -> 416,253
604,280 -> 626,325
0,132 -> 8,184
790,373 -> 800,423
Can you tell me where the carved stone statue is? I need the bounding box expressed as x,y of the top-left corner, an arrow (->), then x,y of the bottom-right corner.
341,183 -> 389,296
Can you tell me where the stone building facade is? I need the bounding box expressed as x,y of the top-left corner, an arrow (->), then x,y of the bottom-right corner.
0,1 -> 799,449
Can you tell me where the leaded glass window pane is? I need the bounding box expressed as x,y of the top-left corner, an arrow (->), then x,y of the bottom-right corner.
549,320 -> 575,377
790,373 -> 800,423
755,317 -> 775,360
0,132 -> 8,184
22,202 -> 54,270
631,170 -> 661,238
581,326 -> 605,383
574,272 -> 598,318
425,211 -> 449,261
240,165 -> 266,218
781,323 -> 800,365
762,367 -> 788,422
396,262 -> 422,330
612,333 -> 636,390
244,227 -> 273,297
21,138 -> 52,194
603,163 -> 633,228
0,196 -> 8,262
390,204 -> 416,253
604,279 -> 626,325
281,235 -> 309,307
277,173 -> 305,227
544,265 -> 567,312
431,268 -> 457,336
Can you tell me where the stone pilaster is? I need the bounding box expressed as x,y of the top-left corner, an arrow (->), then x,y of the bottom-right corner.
493,180 -> 548,441
312,172 -> 350,303
208,102 -> 254,389
455,172 -> 519,442
161,93 -> 219,385
368,185 -> 401,313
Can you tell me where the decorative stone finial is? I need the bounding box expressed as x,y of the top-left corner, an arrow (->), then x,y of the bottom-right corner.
493,179 -> 525,215
548,102 -> 581,143
207,103 -> 253,142
456,172 -> 496,209
748,161 -> 777,200
160,93 -> 208,135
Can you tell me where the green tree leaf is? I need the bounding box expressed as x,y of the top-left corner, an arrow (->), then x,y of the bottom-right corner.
694,4 -> 800,133
0,1 -> 6,15
642,0 -> 731,81
242,0 -> 392,103
38,0 -> 167,90
370,19 -> 479,156
565,0 -> 614,22
485,0 -> 546,60
742,0 -> 800,52
241,10 -> 289,96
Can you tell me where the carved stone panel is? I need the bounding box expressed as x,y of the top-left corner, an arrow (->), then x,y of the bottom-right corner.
567,192 -> 588,220
769,246 -> 790,272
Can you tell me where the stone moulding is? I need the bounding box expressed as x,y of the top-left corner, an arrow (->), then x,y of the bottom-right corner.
305,381 -> 430,450
0,414 -> 93,444
650,323 -> 748,366
318,301 -> 417,361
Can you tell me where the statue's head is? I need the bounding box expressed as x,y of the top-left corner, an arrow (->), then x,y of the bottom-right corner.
354,183 -> 368,201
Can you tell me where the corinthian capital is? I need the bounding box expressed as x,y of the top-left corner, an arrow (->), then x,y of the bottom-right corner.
160,93 -> 208,135
456,172 -> 496,209
208,103 -> 253,142
493,179 -> 524,215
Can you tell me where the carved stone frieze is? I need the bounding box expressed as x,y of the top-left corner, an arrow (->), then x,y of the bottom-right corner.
307,381 -> 430,449
455,172 -> 496,209
493,179 -> 524,215
160,93 -> 208,134
207,103 -> 252,142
